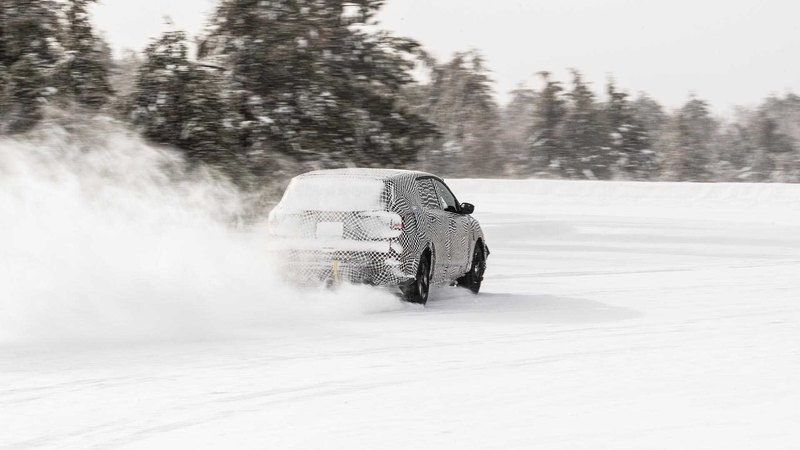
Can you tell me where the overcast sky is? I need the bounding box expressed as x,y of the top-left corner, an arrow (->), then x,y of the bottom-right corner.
92,0 -> 800,112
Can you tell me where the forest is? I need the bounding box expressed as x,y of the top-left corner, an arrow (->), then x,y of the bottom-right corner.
2,0 -> 799,189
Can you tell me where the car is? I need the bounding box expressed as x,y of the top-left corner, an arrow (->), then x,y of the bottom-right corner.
267,168 -> 489,304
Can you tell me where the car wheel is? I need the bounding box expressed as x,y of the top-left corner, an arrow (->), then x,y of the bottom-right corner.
403,252 -> 431,305
458,244 -> 485,294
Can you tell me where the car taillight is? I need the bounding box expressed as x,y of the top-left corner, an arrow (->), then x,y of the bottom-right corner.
360,211 -> 403,239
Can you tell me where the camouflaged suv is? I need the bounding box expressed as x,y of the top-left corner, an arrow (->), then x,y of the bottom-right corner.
268,169 -> 489,304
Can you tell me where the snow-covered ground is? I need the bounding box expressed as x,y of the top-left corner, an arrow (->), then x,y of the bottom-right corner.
3,178 -> 800,449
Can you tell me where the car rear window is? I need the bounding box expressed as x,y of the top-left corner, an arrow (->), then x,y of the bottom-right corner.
279,176 -> 389,211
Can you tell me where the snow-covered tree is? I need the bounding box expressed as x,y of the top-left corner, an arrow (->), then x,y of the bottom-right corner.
658,96 -> 718,181
501,85 -> 537,176
561,70 -> 605,179
603,81 -> 657,180
631,93 -> 667,137
723,101 -> 798,182
529,71 -> 565,175
130,30 -> 239,173
4,53 -> 50,131
0,0 -> 65,131
412,50 -> 502,176
198,0 -> 435,171
57,0 -> 113,108
756,94 -> 800,181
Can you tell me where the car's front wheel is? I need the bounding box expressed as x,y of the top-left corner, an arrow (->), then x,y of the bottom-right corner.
403,252 -> 431,305
458,243 -> 485,294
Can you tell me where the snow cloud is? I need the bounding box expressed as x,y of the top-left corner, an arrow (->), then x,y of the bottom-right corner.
0,118 -> 402,345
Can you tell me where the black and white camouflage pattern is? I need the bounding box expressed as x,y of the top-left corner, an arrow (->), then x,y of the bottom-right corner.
268,168 -> 489,290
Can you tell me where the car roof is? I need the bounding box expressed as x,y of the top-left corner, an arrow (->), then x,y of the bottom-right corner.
296,168 -> 437,181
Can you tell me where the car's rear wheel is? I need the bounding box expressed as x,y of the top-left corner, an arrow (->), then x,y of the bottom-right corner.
403,252 -> 431,305
458,243 -> 485,294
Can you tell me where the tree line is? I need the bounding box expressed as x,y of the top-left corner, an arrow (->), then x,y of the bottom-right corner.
1,0 -> 798,187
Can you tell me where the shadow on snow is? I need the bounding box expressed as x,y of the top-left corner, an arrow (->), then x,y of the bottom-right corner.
423,289 -> 642,325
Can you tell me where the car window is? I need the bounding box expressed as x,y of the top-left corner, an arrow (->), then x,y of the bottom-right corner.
280,176 -> 388,211
433,180 -> 459,213
416,178 -> 441,210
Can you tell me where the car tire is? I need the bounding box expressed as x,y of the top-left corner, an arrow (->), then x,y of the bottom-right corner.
458,244 -> 485,294
403,252 -> 431,305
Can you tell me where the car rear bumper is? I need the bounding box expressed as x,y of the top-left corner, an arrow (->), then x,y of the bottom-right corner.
269,239 -> 411,286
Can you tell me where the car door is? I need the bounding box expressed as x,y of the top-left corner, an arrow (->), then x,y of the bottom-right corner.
415,178 -> 450,285
432,179 -> 470,281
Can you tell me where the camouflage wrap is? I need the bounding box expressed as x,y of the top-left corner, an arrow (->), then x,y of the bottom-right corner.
268,169 -> 488,289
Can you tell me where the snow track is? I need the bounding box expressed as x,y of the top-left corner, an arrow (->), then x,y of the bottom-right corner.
3,179 -> 800,449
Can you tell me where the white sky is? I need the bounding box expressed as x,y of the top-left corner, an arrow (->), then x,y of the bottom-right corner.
92,0 -> 800,112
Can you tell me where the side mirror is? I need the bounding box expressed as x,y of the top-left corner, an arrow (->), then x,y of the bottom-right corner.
460,203 -> 475,215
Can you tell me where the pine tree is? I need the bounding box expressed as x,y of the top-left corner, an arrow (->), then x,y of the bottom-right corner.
755,95 -> 800,181
501,85 -> 537,176
416,51 -> 502,176
561,70 -> 605,179
58,0 -> 113,108
530,71 -> 565,175
631,93 -> 667,137
744,107 -> 795,181
0,62 -> 8,122
0,0 -> 63,66
0,0 -> 65,131
713,121 -> 752,181
130,30 -> 239,173
604,81 -> 657,180
5,53 -> 49,131
659,96 -> 717,181
199,0 -> 435,172
0,4 -> 7,116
